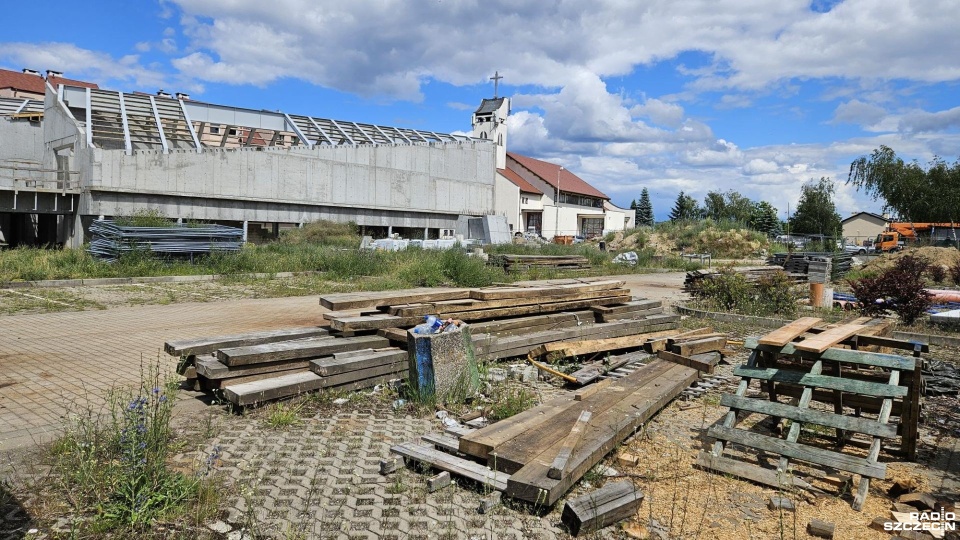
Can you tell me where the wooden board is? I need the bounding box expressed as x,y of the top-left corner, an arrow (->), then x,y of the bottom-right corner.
734,365 -> 909,398
421,433 -> 462,453
195,357 -> 311,379
695,452 -> 815,491
458,394 -> 577,461
470,280 -> 626,300
548,411 -> 592,480
596,308 -> 664,322
589,299 -> 662,315
707,425 -> 886,478
506,360 -> 698,505
720,394 -> 897,438
309,349 -> 406,376
164,326 -> 330,356
223,371 -> 325,406
794,324 -> 868,353
316,361 -> 406,387
561,481 -> 644,536
200,368 -> 311,390
319,287 -> 471,310
217,335 -> 389,366
757,317 -> 822,347
656,350 -> 716,373
670,336 -> 727,356
390,441 -> 510,491
393,289 -> 629,317
536,326 -> 680,361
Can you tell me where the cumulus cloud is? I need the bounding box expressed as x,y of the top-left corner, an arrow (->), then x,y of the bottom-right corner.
0,42 -> 169,89
899,106 -> 960,133
832,100 -> 888,127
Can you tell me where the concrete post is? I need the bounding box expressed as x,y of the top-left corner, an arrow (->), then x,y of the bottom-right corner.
242,220 -> 249,242
387,225 -> 393,238
423,227 -> 429,240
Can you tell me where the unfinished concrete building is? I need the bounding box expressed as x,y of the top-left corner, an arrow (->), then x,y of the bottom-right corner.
0,79 -> 497,247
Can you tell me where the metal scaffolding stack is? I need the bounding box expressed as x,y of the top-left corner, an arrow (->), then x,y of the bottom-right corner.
87,220 -> 244,261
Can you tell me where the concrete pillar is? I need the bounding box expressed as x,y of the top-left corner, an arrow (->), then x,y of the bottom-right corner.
0,214 -> 9,246
423,227 -> 429,240
65,212 -> 83,249
242,220 -> 249,242
387,225 -> 393,237
272,222 -> 280,237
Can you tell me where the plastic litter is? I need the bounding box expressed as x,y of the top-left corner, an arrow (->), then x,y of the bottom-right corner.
612,251 -> 639,265
392,399 -> 407,409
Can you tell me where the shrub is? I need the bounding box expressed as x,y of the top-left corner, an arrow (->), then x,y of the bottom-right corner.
690,267 -> 797,317
848,253 -> 932,324
928,264 -> 947,284
279,220 -> 360,247
951,260 -> 960,286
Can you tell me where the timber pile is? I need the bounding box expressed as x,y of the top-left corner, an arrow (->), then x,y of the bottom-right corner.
389,356 -> 699,506
768,252 -> 853,280
697,316 -> 926,510
684,266 -> 804,292
489,254 -> 591,272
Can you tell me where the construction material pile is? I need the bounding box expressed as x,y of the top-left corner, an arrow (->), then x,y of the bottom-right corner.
767,251 -> 853,280
488,254 -> 590,272
166,278 -> 690,407
88,219 -> 244,261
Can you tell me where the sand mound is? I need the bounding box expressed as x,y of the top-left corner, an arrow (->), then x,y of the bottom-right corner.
862,246 -> 960,273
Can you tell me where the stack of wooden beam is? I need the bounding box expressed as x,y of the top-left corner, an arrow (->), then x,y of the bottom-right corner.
167,278 -> 683,407
489,254 -> 591,272
389,356 -> 699,506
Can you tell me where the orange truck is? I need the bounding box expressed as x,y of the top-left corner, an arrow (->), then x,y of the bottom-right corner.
874,222 -> 959,252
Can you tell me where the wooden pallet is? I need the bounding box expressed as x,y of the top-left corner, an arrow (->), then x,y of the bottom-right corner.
697,322 -> 919,510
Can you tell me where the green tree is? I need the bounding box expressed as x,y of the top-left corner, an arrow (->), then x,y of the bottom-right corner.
789,177 -> 841,235
704,190 -> 753,223
848,145 -> 960,222
636,188 -> 655,226
749,201 -> 780,235
668,191 -> 701,222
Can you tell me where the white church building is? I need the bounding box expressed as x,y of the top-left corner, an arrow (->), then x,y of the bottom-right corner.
471,97 -> 633,239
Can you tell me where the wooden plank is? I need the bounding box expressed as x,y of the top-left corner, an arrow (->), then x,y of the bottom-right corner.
574,378 -> 615,401
317,361 -> 406,387
733,366 -> 908,398
217,335 -> 389,366
707,426 -> 886,478
745,338 -> 916,371
777,360 -> 823,473
710,349 -> 759,458
200,368 -> 312,390
458,394 -> 577,461
695,452 -> 814,490
848,335 -> 929,353
164,326 -> 330,356
547,411 -> 592,480
668,332 -> 726,345
533,322 -> 680,357
671,326 -> 715,339
195,357 -> 311,379
223,371 -> 324,406
794,324 -> 868,353
319,287 -> 471,310
309,349 -> 406,376
720,394 -> 897,438
657,350 -> 715,373
596,307 -> 665,322
853,370 -> 899,511
470,311 -> 593,335
757,317 -> 823,347
376,327 -> 408,343
772,384 -> 900,416
561,481 -> 644,536
390,441 -> 510,491
671,336 -> 727,356
470,280 -> 626,300
505,361 -> 698,505
395,289 -> 629,317
421,433 -> 462,453
527,356 -> 578,383
590,299 -> 662,314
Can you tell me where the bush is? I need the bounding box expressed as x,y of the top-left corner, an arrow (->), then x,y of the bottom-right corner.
848,253 -> 932,324
690,267 -> 797,317
279,220 -> 360,247
928,264 -> 947,284
951,260 -> 960,286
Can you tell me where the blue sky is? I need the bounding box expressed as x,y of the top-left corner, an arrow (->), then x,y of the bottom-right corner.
3,0 -> 959,221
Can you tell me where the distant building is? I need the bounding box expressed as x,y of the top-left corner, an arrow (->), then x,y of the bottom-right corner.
0,68 -> 97,100
841,211 -> 888,245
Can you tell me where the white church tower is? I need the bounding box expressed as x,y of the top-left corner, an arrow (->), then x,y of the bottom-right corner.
471,72 -> 510,169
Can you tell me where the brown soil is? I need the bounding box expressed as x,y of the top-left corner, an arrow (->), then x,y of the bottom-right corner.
863,246 -> 960,273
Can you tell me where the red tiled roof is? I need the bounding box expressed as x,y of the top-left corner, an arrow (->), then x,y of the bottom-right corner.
48,75 -> 98,90
507,152 -> 608,200
0,69 -> 45,94
498,167 -> 542,195
0,69 -> 99,94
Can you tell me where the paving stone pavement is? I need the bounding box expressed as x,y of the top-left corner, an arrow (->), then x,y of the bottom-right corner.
199,410 -> 572,539
0,295 -> 320,451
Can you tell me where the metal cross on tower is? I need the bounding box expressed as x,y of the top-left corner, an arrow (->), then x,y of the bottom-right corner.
490,71 -> 503,98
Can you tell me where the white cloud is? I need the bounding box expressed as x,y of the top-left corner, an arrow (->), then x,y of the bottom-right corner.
831,100 -> 888,128
0,42 -> 169,89
631,98 -> 684,128
899,106 -> 960,133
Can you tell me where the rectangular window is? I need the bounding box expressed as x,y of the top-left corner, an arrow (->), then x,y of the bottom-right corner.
210,125 -> 221,135
521,197 -> 529,204
228,128 -> 238,136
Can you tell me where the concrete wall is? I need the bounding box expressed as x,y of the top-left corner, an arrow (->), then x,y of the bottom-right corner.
79,142 -> 496,225
0,118 -> 44,166
493,171 -> 520,233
